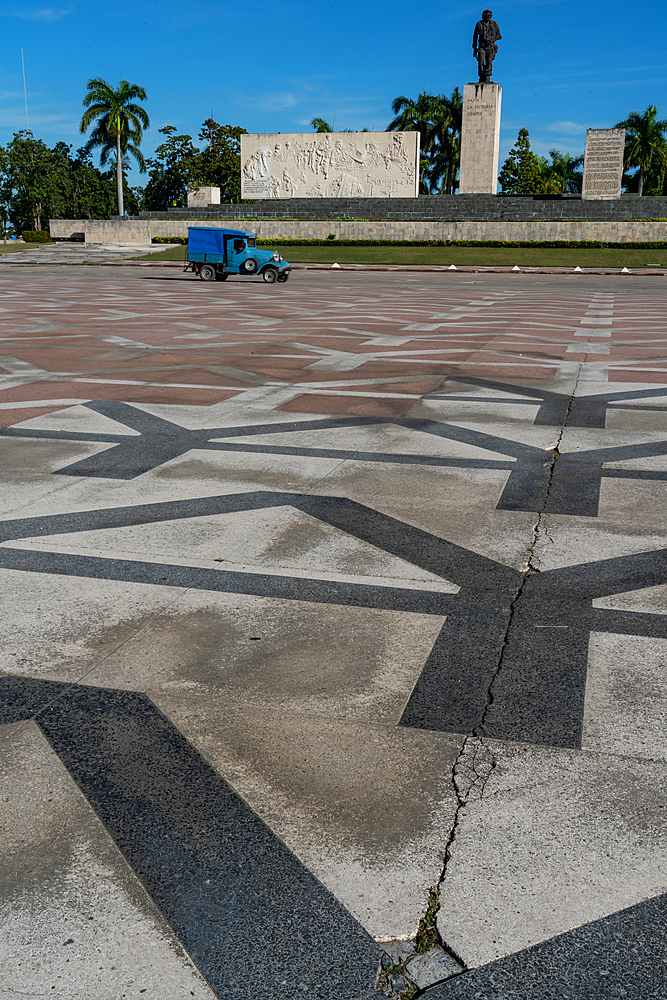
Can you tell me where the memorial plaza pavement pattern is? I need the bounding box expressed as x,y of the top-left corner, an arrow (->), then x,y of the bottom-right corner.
0,264 -> 666,998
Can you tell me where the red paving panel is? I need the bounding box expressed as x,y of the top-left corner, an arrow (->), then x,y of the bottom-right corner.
277,394 -> 420,417
0,404 -> 74,427
0,381 -> 241,407
1,269 -> 666,427
609,370 -> 667,383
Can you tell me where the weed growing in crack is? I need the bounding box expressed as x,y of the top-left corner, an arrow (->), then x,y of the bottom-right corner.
377,958 -> 417,998
414,888 -> 440,954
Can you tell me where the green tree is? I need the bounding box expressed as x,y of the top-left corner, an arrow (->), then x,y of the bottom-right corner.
426,88 -> 463,195
387,91 -> 461,194
536,149 -> 584,194
0,131 -> 69,231
79,78 -> 150,216
58,145 -> 118,219
498,129 -> 544,194
0,132 -> 134,231
0,144 -> 10,239
141,120 -> 247,210
143,127 -> 202,210
197,120 -> 247,203
615,106 -> 667,196
309,119 -> 369,133
387,92 -> 439,193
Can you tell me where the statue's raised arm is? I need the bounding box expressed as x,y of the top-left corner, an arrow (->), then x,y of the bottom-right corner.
473,9 -> 502,83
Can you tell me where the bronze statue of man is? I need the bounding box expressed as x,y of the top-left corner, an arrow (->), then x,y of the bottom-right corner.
473,9 -> 502,83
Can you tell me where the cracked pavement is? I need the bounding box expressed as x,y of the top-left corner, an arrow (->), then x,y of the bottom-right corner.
0,266 -> 666,998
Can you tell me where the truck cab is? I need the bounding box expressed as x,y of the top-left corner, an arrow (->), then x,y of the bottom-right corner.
186,227 -> 291,284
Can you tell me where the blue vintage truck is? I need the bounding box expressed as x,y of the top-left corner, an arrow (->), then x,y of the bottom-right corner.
185,227 -> 291,283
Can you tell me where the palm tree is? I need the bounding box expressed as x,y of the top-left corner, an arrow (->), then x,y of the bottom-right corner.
615,106 -> 667,196
310,117 -> 332,133
387,92 -> 441,193
537,150 -> 584,194
79,78 -> 149,216
387,92 -> 436,138
387,91 -> 462,194
427,89 -> 463,195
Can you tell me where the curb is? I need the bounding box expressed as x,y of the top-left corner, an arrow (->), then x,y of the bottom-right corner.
5,257 -> 667,276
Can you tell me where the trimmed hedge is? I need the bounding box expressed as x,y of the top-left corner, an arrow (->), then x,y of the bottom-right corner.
151,235 -> 667,250
259,238 -> 667,249
23,230 -> 51,243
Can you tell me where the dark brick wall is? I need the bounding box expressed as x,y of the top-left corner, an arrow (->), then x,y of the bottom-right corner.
138,195 -> 667,224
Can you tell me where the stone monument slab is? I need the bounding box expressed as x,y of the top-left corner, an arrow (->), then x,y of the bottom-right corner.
582,129 -> 626,201
240,132 -> 420,199
187,186 -> 220,208
459,83 -> 502,195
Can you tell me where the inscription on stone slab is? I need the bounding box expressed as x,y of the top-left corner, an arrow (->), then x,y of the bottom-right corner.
459,83 -> 502,195
241,132 -> 420,199
582,129 -> 625,200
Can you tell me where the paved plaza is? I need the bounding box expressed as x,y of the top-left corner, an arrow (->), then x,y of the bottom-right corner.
0,264 -> 666,998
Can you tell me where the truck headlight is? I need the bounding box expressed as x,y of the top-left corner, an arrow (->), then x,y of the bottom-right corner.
272,251 -> 280,262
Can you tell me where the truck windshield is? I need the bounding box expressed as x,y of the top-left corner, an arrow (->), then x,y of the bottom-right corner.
246,237 -> 256,247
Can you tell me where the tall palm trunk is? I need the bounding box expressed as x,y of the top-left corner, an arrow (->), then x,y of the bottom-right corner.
116,132 -> 124,216
638,165 -> 644,197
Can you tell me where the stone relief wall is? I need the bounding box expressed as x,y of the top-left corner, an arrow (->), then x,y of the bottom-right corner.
240,132 -> 420,199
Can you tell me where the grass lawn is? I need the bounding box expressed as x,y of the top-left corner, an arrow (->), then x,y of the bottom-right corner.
137,244 -> 667,268
0,242 -> 43,254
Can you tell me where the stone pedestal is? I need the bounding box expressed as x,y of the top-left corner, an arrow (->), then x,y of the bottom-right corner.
459,83 -> 502,195
582,129 -> 625,200
187,186 -> 221,208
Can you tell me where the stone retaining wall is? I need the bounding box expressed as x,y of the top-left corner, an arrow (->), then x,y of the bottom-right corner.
138,194 -> 667,222
50,217 -> 667,244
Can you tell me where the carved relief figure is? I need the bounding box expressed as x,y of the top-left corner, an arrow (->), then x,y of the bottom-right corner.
473,9 -> 502,83
243,145 -> 271,181
282,168 -> 296,197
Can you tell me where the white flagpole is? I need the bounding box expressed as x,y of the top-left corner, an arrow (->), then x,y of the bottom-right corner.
21,47 -> 29,130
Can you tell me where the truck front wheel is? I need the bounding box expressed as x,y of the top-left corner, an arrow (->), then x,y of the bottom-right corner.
262,266 -> 278,283
199,264 -> 216,281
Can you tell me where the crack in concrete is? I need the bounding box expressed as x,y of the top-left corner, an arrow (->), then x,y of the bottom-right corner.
377,348 -> 589,994
407,360 -> 586,987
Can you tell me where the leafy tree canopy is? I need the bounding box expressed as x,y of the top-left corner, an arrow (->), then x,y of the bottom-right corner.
537,149 -> 584,194
498,128 -> 544,194
387,90 -> 462,194
143,120 -> 247,209
0,131 -> 123,233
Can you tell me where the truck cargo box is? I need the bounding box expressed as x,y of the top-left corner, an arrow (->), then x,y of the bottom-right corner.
187,227 -> 248,255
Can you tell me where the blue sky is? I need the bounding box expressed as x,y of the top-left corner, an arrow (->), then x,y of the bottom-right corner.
1,0 -> 664,185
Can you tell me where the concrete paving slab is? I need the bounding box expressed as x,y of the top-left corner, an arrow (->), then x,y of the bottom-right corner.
436,739 -> 667,969
0,720 -> 216,999
585,631 -> 667,759
1,267 -> 667,997
148,699 -> 462,940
